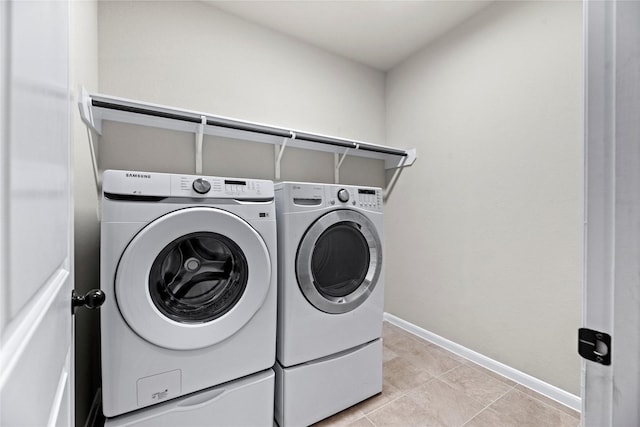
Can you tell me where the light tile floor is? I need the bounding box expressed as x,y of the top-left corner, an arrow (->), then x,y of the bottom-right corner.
313,322 -> 580,427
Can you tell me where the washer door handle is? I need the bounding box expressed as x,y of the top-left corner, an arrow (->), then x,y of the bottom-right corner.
72,289 -> 105,314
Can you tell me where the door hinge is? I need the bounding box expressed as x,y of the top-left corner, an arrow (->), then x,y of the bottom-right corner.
578,328 -> 611,365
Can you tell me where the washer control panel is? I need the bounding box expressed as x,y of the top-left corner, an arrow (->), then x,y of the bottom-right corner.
102,170 -> 273,199
174,176 -> 268,198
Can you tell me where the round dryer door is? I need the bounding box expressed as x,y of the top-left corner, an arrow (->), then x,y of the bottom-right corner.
115,207 -> 271,350
296,209 -> 382,314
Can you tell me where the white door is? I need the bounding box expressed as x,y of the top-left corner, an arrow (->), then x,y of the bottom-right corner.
582,1 -> 640,426
0,1 -> 74,426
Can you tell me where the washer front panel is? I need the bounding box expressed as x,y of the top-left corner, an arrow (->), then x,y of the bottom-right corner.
296,210 -> 382,314
115,207 -> 271,350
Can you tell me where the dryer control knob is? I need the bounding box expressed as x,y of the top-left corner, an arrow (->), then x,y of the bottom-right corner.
192,178 -> 211,194
337,188 -> 349,203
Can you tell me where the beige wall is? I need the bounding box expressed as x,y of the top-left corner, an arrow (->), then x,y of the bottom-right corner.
70,1 -> 99,426
96,0 -> 386,183
384,1 -> 583,394
96,0 -> 386,184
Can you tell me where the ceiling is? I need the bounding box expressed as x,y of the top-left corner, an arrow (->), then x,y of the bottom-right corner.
206,1 -> 492,71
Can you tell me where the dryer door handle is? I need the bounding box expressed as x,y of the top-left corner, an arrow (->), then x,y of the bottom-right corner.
71,289 -> 105,314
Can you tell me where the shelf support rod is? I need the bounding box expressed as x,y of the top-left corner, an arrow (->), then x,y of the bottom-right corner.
195,115 -> 206,175
334,145 -> 353,184
275,132 -> 295,181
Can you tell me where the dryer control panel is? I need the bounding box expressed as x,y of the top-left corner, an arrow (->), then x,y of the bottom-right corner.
102,170 -> 274,199
275,182 -> 382,212
325,185 -> 383,212
356,188 -> 383,210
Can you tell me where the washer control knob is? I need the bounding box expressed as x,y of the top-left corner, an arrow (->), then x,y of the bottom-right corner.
337,188 -> 349,203
192,178 -> 211,194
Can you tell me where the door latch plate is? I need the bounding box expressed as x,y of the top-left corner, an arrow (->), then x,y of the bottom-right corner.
578,328 -> 611,366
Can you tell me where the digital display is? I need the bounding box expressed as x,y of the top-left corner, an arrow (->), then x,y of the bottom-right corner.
224,180 -> 247,186
358,189 -> 376,195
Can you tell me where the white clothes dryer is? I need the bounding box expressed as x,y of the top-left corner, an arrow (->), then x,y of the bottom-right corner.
100,170 -> 277,420
274,182 -> 384,426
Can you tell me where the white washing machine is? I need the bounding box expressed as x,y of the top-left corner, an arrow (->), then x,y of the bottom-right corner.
274,182 -> 384,426
100,170 -> 277,422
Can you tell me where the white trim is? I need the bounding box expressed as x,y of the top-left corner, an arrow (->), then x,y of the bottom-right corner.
0,0 -> 9,341
383,312 -> 581,412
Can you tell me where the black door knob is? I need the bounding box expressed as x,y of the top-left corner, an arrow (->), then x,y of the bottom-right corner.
72,289 -> 106,314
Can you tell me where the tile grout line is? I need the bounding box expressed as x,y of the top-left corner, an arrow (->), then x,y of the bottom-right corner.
385,338 -> 466,383
510,387 -> 581,421
363,414 -> 377,427
361,375 -> 438,421
458,384 -> 517,427
434,356 -> 519,414
432,360 -> 465,380
361,393 -> 405,420
459,409 -> 485,427
462,386 -> 581,427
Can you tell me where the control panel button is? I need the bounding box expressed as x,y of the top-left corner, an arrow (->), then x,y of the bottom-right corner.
192,178 -> 211,194
337,188 -> 349,203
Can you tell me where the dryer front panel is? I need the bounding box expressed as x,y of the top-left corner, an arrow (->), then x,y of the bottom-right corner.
296,209 -> 382,314
115,207 -> 271,350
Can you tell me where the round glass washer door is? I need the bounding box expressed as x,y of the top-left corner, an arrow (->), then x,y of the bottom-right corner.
115,207 -> 271,351
296,210 -> 382,314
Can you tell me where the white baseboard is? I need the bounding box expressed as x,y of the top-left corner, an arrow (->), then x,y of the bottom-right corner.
383,312 -> 581,412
